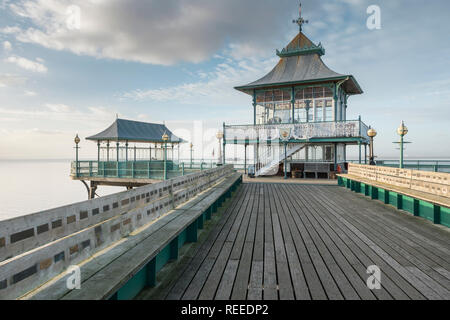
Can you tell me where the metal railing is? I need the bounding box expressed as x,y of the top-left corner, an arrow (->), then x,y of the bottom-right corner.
348,159 -> 450,173
224,119 -> 370,143
70,159 -> 227,180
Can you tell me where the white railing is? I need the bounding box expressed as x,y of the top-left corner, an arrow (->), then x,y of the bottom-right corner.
224,120 -> 370,142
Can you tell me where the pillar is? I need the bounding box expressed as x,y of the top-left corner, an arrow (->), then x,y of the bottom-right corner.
291,86 -> 295,124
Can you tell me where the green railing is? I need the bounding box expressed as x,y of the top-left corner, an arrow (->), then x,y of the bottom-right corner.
70,160 -> 227,180
348,159 -> 450,173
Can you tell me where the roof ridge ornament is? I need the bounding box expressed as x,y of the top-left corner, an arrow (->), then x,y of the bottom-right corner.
292,2 -> 308,32
276,3 -> 324,57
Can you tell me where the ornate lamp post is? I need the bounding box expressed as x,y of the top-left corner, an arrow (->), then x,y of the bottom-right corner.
279,128 -> 291,179
74,134 -> 81,177
367,128 -> 377,165
162,133 -> 169,180
216,131 -> 224,166
190,143 -> 193,169
397,121 -> 408,169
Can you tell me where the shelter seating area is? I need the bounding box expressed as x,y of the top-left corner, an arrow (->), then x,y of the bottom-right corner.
337,164 -> 450,228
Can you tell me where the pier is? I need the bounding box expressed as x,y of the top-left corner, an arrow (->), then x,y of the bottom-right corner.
1,3 -> 449,303
2,166 -> 448,300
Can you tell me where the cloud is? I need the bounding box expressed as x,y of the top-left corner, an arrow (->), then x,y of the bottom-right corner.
0,73 -> 27,87
2,0 -> 294,65
24,90 -> 37,96
3,41 -> 12,51
122,52 -> 277,105
5,55 -> 48,73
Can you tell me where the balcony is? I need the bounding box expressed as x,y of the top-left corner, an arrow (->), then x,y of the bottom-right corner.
224,119 -> 370,144
70,160 -> 219,181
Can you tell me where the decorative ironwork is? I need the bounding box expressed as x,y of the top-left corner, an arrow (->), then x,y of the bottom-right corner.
224,120 -> 370,143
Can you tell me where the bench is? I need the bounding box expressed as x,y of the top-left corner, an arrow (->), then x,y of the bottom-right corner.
304,163 -> 332,179
37,172 -> 242,300
337,163 -> 450,228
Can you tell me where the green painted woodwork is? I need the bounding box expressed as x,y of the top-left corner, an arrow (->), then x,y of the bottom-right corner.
276,43 -> 325,57
441,206 -> 450,228
178,229 -> 187,248
187,220 -> 198,243
377,188 -> 385,202
108,178 -> 244,300
402,196 -> 414,214
116,266 -> 147,300
342,177 -> 449,229
147,258 -> 156,288
156,245 -> 171,272
197,214 -> 204,230
169,237 -> 179,260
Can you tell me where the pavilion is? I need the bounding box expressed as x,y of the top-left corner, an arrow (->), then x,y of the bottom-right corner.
224,5 -> 371,178
71,118 -> 186,198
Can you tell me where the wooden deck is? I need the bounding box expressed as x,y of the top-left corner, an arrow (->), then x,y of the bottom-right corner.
137,183 -> 450,300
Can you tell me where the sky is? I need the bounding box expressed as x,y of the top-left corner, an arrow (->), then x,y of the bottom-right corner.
0,0 -> 449,160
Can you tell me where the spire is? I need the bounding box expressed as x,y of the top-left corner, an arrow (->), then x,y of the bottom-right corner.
292,2 -> 308,32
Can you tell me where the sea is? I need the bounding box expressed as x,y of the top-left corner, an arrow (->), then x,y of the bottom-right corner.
0,160 -> 118,221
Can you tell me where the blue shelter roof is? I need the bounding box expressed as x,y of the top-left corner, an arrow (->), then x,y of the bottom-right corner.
86,118 -> 184,143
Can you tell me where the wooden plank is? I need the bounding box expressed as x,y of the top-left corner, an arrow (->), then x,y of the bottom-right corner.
321,188 -> 450,296
267,184 -> 310,300
214,259 -> 240,300
307,185 -> 442,300
164,183 -> 249,300
305,185 -> 426,300
267,184 -> 295,300
263,184 -> 278,300
229,184 -> 260,299
278,184 -> 380,300
247,261 -> 263,300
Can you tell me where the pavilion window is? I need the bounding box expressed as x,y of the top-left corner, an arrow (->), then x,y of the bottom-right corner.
325,100 -> 333,121
314,100 -> 324,122
324,87 -> 333,98
304,87 -> 313,99
313,87 -> 324,98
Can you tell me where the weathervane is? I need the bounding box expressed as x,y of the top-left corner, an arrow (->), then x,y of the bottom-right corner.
293,2 -> 308,32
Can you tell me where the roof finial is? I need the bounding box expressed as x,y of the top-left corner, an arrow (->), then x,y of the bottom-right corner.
293,2 -> 308,32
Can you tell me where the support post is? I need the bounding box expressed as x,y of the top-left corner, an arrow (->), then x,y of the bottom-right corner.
384,190 -> 389,204
284,141 -> 288,179
223,122 -> 226,165
413,199 -> 420,216
397,194 -> 403,210
187,220 -> 198,242
433,205 -> 441,224
400,135 -> 404,169
253,90 -> 257,125
89,181 -> 97,200
169,237 -> 179,261
164,141 -> 167,180
291,86 -> 295,124
146,258 -> 156,288
244,143 -> 247,174
358,141 -> 361,164
364,144 -> 367,164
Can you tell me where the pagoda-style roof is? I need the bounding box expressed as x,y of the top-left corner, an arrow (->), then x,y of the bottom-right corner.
235,33 -> 363,95
86,118 -> 184,143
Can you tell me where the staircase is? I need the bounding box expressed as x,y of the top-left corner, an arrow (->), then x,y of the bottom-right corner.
256,144 -> 305,177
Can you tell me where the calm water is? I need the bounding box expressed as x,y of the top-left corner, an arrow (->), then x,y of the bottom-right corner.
0,160 -> 118,221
